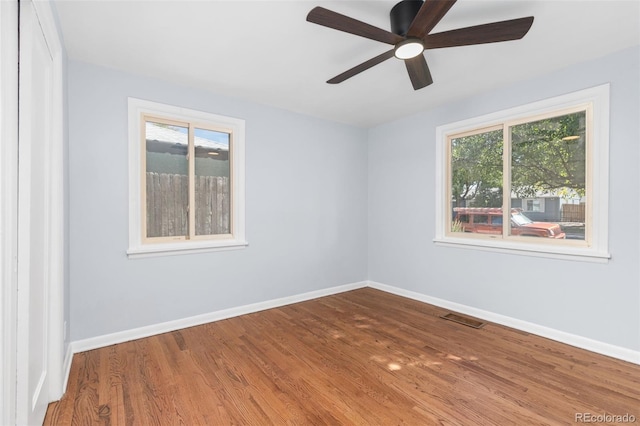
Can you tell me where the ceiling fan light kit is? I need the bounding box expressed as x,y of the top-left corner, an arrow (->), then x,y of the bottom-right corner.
394,38 -> 424,59
307,0 -> 534,90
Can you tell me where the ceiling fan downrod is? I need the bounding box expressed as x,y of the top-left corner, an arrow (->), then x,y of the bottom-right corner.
390,0 -> 424,36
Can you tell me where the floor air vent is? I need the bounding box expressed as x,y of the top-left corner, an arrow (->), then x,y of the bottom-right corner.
440,313 -> 486,329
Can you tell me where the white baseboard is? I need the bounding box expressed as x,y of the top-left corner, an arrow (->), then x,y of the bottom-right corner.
69,280 -> 368,355
367,280 -> 640,365
61,343 -> 74,394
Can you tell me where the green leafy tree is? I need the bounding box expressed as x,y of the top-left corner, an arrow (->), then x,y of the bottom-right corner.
451,129 -> 503,207
451,111 -> 586,206
511,112 -> 586,198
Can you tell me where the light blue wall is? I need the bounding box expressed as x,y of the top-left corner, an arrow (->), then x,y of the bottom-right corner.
368,46 -> 640,351
69,46 -> 640,353
68,61 -> 369,341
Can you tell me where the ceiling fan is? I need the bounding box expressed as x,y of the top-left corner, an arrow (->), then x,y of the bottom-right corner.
306,0 -> 534,90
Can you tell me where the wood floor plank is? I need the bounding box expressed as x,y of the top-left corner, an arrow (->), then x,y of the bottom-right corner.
46,288 -> 640,425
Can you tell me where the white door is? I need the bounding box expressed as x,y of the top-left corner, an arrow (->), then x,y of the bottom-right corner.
16,1 -> 54,424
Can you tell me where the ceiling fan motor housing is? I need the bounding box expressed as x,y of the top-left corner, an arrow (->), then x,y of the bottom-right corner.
390,0 -> 424,36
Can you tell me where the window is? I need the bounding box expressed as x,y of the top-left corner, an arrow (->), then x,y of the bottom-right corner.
435,85 -> 610,262
475,215 -> 489,224
522,199 -> 544,213
128,98 -> 246,258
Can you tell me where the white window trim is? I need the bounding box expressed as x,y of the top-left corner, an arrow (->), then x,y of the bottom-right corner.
127,98 -> 247,259
434,84 -> 610,263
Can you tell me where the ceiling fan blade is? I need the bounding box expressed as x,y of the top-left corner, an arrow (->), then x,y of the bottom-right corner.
406,0 -> 457,39
327,50 -> 395,84
307,7 -> 403,45
424,17 -> 534,49
405,54 -> 433,90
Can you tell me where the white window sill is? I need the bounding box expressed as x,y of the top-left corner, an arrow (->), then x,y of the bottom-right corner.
433,237 -> 610,263
127,240 -> 248,259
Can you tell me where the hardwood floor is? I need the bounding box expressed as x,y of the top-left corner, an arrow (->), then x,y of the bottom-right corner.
45,288 -> 640,425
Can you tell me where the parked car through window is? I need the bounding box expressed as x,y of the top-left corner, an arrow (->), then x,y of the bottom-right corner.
452,207 -> 566,239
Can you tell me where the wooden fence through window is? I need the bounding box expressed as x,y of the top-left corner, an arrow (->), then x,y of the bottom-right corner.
561,203 -> 585,222
146,172 -> 230,238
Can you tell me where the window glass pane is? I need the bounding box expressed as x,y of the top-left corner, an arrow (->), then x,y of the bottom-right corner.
194,128 -> 231,235
450,129 -> 503,234
145,121 -> 189,238
510,111 -> 586,240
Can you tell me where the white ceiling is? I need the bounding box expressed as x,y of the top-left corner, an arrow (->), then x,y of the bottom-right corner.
54,0 -> 640,127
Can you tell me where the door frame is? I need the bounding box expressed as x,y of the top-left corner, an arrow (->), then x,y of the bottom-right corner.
0,1 -> 20,424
